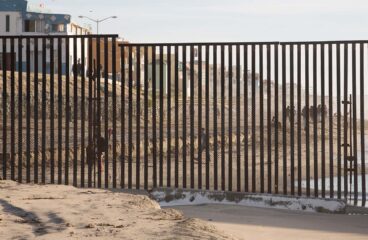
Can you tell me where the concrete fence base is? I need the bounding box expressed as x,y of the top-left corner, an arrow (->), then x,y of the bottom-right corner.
150,188 -> 347,214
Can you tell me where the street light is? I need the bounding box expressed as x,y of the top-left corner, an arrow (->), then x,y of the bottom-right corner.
78,15 -> 117,34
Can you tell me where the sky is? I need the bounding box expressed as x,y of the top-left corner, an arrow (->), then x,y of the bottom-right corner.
26,0 -> 368,43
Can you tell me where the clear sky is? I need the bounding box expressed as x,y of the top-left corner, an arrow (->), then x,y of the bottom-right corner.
27,0 -> 368,43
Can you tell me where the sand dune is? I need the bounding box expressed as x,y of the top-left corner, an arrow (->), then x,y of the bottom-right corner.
0,180 -> 233,239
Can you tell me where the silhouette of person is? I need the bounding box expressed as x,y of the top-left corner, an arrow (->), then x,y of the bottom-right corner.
77,58 -> 82,76
72,61 -> 78,76
196,128 -> 210,163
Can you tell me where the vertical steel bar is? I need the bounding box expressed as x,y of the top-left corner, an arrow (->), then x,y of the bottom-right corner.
349,94 -> 353,202
329,43 -> 334,199
152,46 -> 158,188
26,37 -> 30,183
33,37 -> 39,183
360,43 -> 366,206
221,44 -> 225,191
337,43 -> 342,199
305,44 -> 311,197
236,44 -> 241,192
10,38 -> 15,180
17,37 -> 23,183
174,45 -> 179,188
104,37 -> 109,188
182,45 -> 187,188
352,43 -> 358,205
297,44 -> 302,196
190,45 -> 194,189
274,44 -> 279,194
159,45 -> 164,187
259,44 -> 264,193
251,44 -> 256,193
128,46 -> 133,189
313,43 -> 318,197
290,44 -> 295,195
213,45 -> 218,190
244,45 -> 249,192
267,44 -> 272,194
282,44 -> 287,195
321,44 -> 326,197
120,45 -> 125,188
65,37 -> 70,185
343,43 -> 348,199
136,46 -> 141,189
144,46 -> 149,190
96,37 -> 101,188
57,38 -> 62,184
81,37 -> 86,187
87,38 -> 93,188
2,37 -> 7,180
167,45 -> 171,188
205,44 -> 210,190
198,45 -> 202,189
228,44 -> 233,192
49,37 -> 55,184
73,37 -> 78,187
111,37 -> 116,188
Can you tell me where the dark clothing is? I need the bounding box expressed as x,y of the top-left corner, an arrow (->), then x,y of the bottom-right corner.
97,136 -> 108,153
197,129 -> 210,162
86,144 -> 95,167
72,64 -> 78,76
77,63 -> 82,76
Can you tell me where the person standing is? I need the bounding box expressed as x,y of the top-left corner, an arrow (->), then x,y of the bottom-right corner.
77,58 -> 82,76
196,128 -> 210,163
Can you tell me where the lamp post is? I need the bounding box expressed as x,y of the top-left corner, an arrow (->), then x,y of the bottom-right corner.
78,15 -> 117,34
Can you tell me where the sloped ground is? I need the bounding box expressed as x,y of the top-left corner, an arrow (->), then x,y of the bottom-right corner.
0,181 -> 234,239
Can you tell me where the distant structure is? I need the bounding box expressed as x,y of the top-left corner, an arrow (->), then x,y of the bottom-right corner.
0,0 -> 92,74
0,0 -> 91,36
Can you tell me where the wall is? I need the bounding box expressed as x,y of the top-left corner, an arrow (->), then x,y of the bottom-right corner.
91,38 -> 122,75
0,37 -> 89,75
0,11 -> 22,35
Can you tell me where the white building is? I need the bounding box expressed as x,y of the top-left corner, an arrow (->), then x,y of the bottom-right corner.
0,0 -> 91,74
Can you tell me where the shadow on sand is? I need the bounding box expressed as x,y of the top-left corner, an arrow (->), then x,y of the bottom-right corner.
0,199 -> 66,237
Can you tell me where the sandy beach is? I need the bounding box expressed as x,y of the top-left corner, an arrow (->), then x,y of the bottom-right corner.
0,180 -> 233,239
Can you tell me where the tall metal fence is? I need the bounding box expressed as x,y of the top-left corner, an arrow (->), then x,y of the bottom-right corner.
0,35 -> 367,207
0,34 -> 119,188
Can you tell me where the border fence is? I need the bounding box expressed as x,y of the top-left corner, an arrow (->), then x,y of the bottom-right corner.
0,35 -> 366,207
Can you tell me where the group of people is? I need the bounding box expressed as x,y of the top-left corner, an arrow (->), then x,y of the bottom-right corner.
72,58 -> 84,76
301,104 -> 328,123
72,59 -> 105,77
272,104 -> 329,130
285,104 -> 328,123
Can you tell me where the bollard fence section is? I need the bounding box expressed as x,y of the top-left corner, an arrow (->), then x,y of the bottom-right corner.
0,37 -> 366,207
118,41 -> 366,207
0,34 -> 119,187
